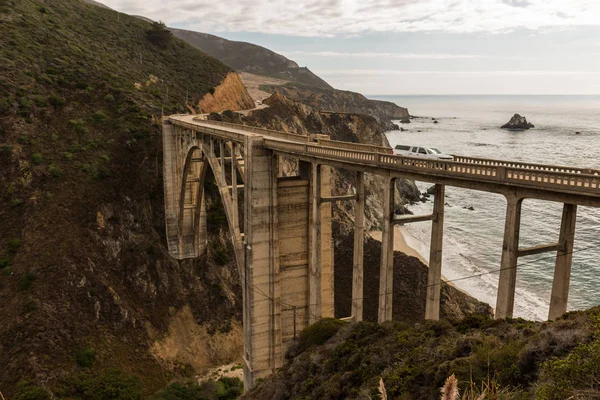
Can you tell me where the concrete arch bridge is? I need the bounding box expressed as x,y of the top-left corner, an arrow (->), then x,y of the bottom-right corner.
162,114 -> 600,389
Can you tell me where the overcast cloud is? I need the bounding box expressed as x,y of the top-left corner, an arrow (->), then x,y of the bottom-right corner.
102,0 -> 600,36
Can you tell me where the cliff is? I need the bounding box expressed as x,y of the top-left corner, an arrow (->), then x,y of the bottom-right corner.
170,29 -> 332,89
212,93 -> 420,230
260,82 -> 409,130
0,0 -> 247,396
198,72 -> 255,113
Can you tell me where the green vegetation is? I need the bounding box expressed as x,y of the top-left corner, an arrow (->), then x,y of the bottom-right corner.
75,346 -> 96,368
14,381 -> 51,400
0,0 -> 235,396
292,318 -> 347,356
151,377 -> 243,400
18,272 -> 36,291
146,21 -> 173,48
536,326 -> 600,399
57,369 -> 143,400
249,310 -> 600,399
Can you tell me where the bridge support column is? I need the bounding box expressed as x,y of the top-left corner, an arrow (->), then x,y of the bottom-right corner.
425,184 -> 445,320
320,165 -> 334,319
231,143 -> 239,232
378,177 -> 395,323
549,203 -> 577,320
495,194 -> 523,319
242,136 -> 281,389
309,163 -> 322,323
352,171 -> 365,322
196,189 -> 207,254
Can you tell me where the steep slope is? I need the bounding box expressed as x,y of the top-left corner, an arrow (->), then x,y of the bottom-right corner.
261,82 -> 409,130
246,309 -> 600,399
0,0 -> 250,396
170,29 -> 332,89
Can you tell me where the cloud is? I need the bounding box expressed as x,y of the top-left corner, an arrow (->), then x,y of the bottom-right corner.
101,0 -> 600,36
315,69 -> 596,76
277,51 -> 488,59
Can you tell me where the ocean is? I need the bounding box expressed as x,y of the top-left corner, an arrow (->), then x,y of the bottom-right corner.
369,95 -> 600,320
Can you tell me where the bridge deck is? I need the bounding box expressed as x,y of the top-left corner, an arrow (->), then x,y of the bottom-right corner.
169,115 -> 600,207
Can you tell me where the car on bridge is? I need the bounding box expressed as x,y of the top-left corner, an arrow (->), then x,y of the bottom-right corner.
393,145 -> 454,161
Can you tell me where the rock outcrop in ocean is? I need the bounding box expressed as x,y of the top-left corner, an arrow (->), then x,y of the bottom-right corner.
501,113 -> 535,130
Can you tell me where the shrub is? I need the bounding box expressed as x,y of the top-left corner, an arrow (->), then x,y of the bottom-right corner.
64,369 -> 142,400
22,298 -> 37,314
14,381 -> 51,400
0,256 -> 12,269
214,377 -> 243,399
18,273 -> 36,291
32,95 -> 48,107
104,94 -> 115,102
92,110 -> 107,123
49,94 -> 66,107
69,119 -> 88,135
75,346 -> 96,368
49,164 -> 63,177
151,377 -> 243,400
31,153 -> 44,164
536,338 -> 600,399
8,238 -> 22,253
146,21 -> 172,47
296,318 -> 346,354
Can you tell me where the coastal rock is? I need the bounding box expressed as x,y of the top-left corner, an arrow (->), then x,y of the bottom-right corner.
501,113 -> 534,130
426,185 -> 436,195
400,117 -> 411,124
433,120 -> 439,124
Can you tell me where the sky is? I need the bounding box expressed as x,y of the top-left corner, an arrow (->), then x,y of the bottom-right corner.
100,0 -> 600,95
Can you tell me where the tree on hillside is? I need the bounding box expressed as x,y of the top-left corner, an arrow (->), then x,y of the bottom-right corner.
146,21 -> 172,47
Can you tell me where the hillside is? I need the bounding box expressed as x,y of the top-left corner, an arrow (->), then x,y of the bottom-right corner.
246,308 -> 600,399
170,29 -> 332,89
0,0 -> 252,396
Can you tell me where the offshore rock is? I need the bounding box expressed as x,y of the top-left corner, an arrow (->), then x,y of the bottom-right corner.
501,113 -> 535,130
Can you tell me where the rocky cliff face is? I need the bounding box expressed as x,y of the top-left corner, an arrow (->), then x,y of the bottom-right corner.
213,93 -> 420,230
260,82 -> 408,131
197,72 -> 255,113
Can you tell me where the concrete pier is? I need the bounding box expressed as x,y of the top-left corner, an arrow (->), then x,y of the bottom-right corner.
549,203 -> 577,320
425,184 -> 445,320
352,171 -> 365,322
378,177 -> 395,323
495,194 -> 523,319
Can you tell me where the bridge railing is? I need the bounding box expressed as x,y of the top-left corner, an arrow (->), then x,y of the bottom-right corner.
171,119 -> 250,143
452,155 -> 600,176
195,119 -> 310,143
173,116 -> 600,196
265,139 -> 600,195
316,138 -> 393,155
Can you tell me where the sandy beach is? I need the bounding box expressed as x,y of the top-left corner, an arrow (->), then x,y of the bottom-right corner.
370,226 -> 459,288
369,226 -> 427,264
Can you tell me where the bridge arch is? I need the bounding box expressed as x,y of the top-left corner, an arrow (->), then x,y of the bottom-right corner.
177,142 -> 245,271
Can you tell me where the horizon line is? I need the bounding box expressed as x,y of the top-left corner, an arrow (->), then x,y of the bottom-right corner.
366,93 -> 600,96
